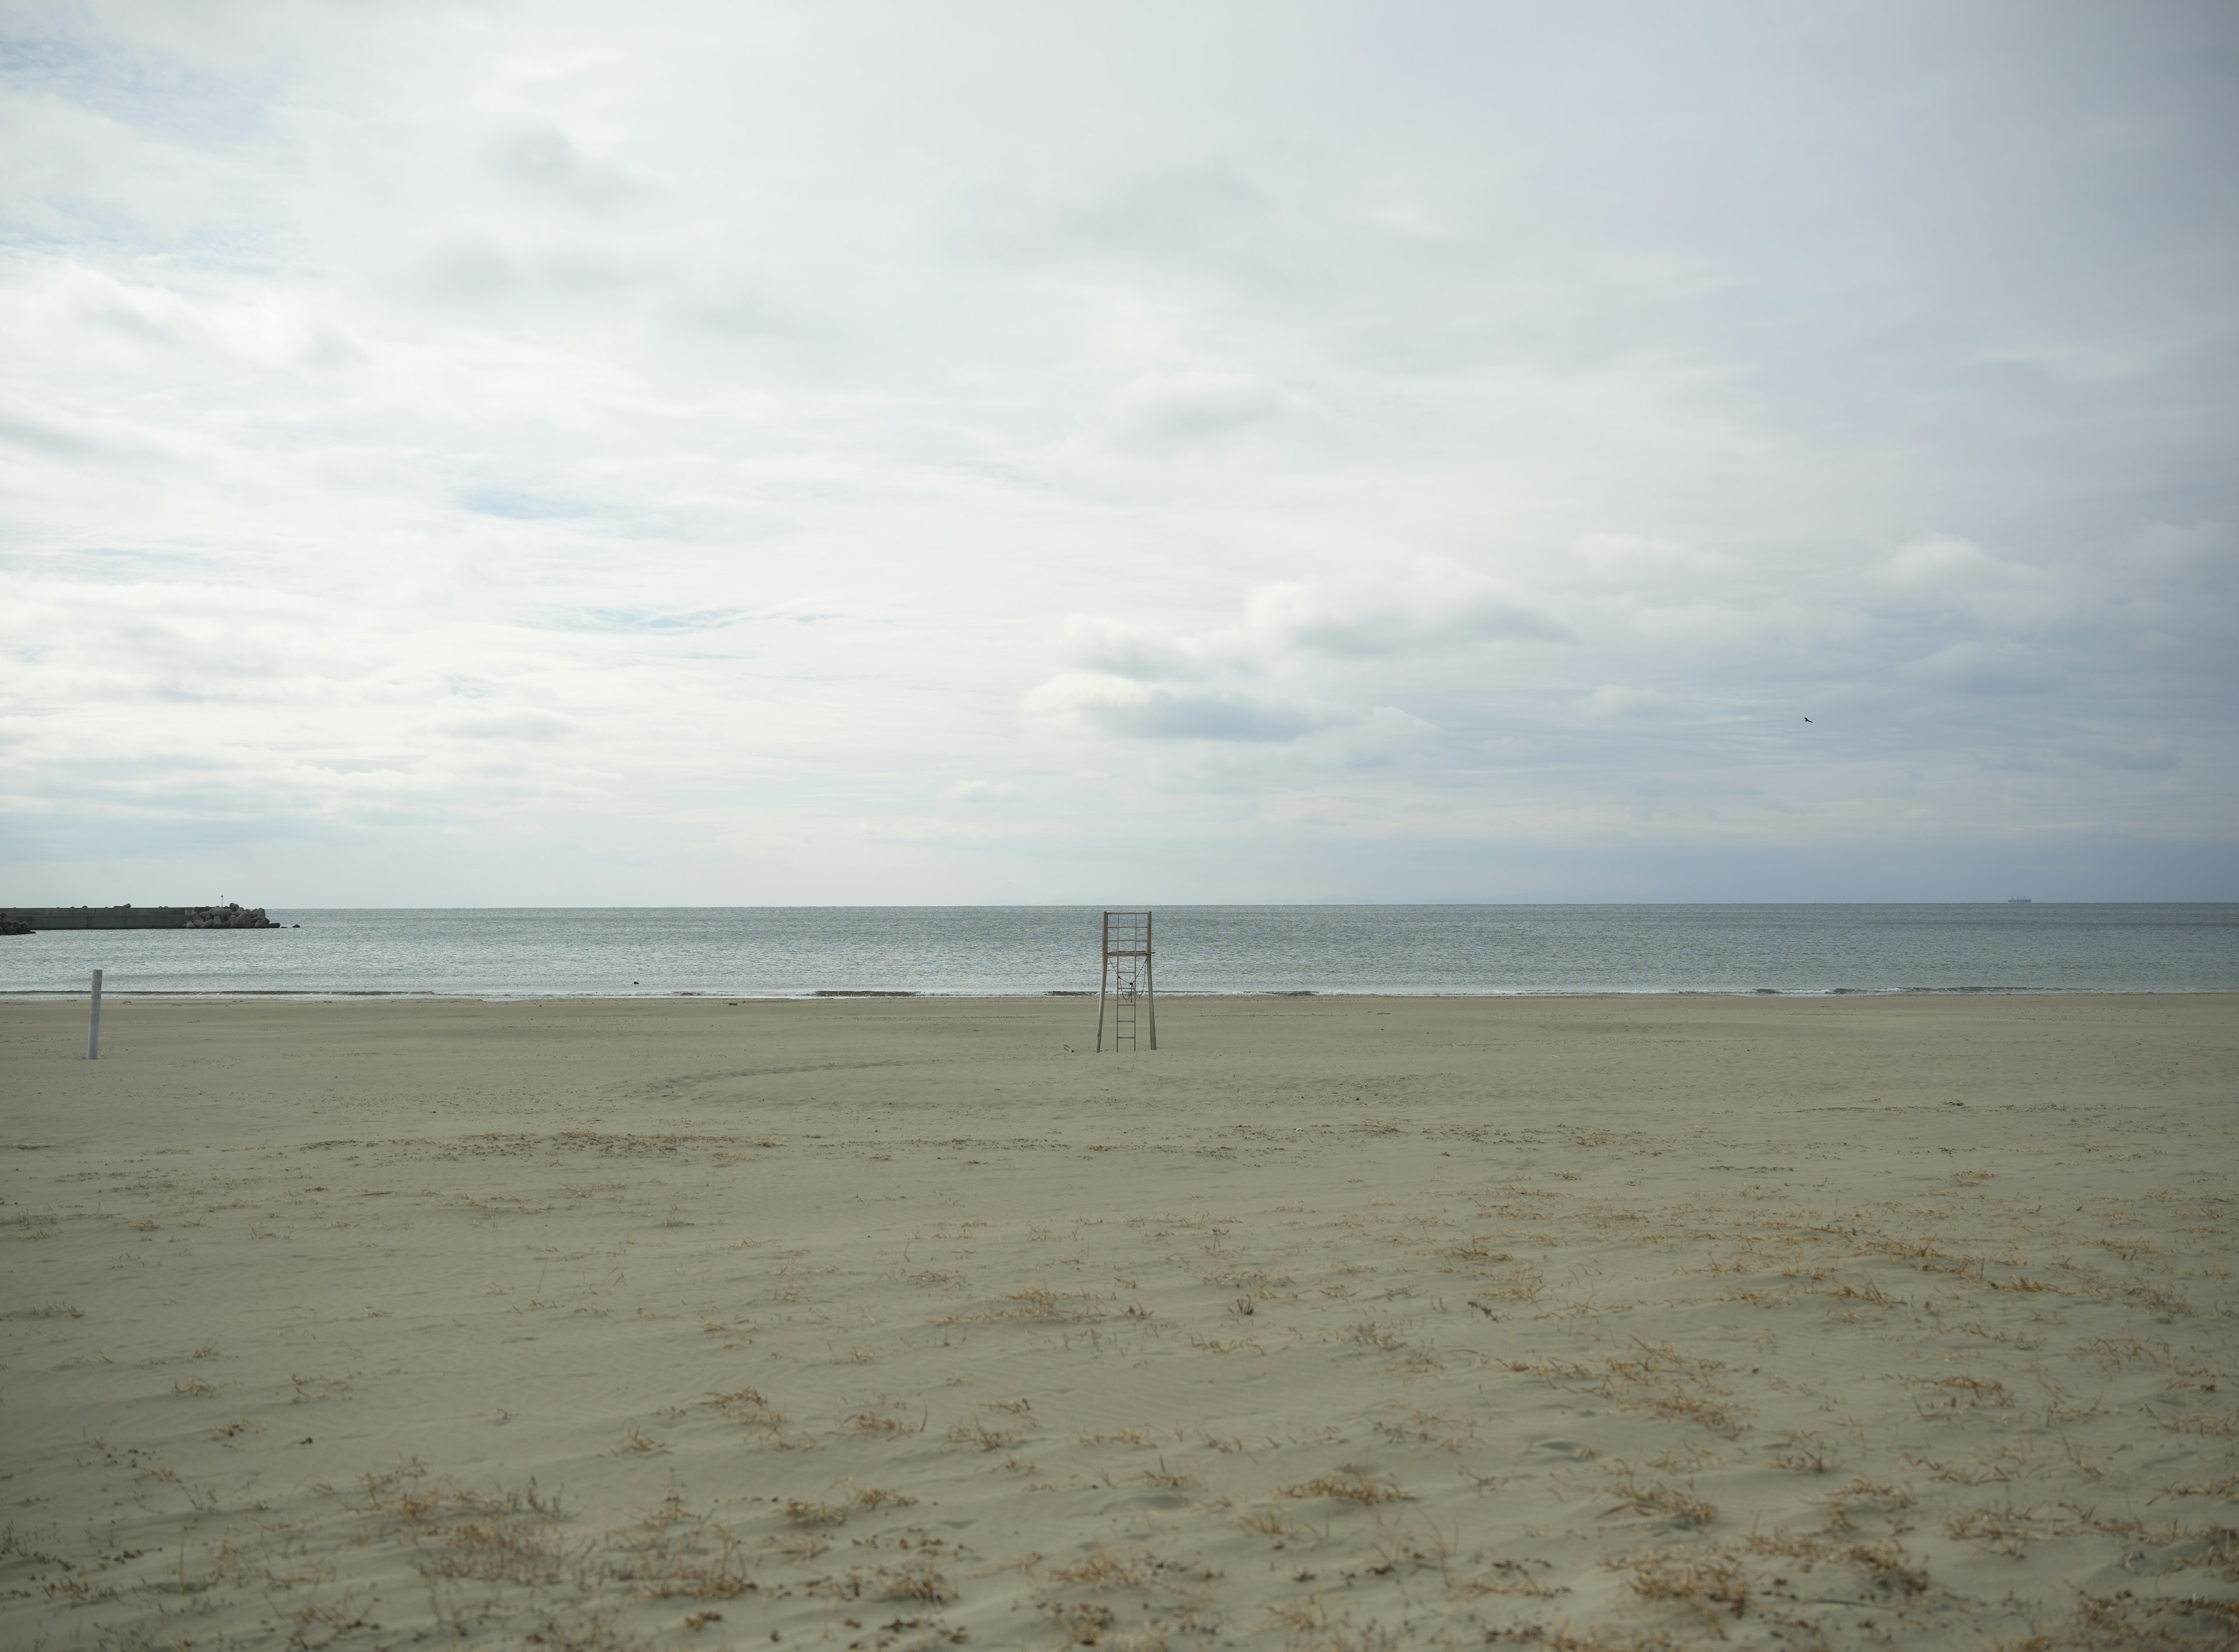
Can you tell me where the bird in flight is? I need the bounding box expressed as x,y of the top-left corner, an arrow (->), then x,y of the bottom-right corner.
1803,717 -> 1813,723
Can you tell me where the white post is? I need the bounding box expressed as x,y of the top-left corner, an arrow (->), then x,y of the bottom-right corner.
87,968 -> 103,1060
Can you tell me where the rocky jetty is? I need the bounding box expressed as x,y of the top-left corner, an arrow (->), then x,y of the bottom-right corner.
182,904 -> 280,929
0,903 -> 280,931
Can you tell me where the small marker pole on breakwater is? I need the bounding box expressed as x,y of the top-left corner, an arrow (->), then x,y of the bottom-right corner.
87,968 -> 102,1060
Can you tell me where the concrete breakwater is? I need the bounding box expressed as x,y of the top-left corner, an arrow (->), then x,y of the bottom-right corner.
0,903 -> 280,931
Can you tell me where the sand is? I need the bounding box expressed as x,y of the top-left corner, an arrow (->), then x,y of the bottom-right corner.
2,991 -> 2236,1652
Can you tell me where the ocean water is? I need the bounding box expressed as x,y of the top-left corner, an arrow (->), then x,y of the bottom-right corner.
2,904 -> 2235,999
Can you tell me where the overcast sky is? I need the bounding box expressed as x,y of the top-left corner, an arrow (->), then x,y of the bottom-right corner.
2,1 -> 2234,904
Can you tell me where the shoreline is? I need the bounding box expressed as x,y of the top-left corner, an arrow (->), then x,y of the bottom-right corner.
6,983 -> 2236,1001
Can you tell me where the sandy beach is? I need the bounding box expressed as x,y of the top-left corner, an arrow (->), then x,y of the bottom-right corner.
3,992 -> 2235,1651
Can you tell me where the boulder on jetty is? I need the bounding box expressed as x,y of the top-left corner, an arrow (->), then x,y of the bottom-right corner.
181,904 -> 279,929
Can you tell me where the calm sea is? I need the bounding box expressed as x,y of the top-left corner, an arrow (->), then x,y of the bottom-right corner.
2,906 -> 2234,999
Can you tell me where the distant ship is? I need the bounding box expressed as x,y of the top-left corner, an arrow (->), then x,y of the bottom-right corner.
2007,897 -> 2033,904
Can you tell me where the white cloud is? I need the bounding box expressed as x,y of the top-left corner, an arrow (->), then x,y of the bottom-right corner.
1879,535 -> 2066,627
943,778 -> 1018,802
1245,566 -> 1572,658
1110,371 -> 1292,445
1023,674 -> 1327,743
1582,685 -> 1673,720
1570,532 -> 1732,578
486,120 -> 646,212
1061,618 -> 1202,681
1900,642 -> 2061,696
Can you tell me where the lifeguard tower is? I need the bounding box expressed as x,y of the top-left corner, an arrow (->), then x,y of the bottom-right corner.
1094,910 -> 1156,1053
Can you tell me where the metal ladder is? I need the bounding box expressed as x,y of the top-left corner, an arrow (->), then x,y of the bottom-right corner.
1110,959 -> 1140,1048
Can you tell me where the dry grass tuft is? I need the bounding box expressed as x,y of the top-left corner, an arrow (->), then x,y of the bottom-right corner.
1610,1546 -> 1750,1626
1485,1629 -> 1678,1651
841,1411 -> 917,1435
1259,1596 -> 1332,1637
949,1421 -> 1023,1451
1601,1468 -> 1715,1528
1509,1341 -> 1747,1436
1046,1543 -> 1149,1588
346,1463 -> 606,1598
704,1387 -> 785,1428
1836,1477 -> 1911,1511
1075,1426 -> 1154,1447
1133,1458 -> 1200,1491
1452,1555 -> 1569,1601
1932,1374 -> 2013,1408
943,1285 -> 1106,1323
2069,1592 -> 2239,1647
878,1558 -> 956,1602
609,1493 -> 756,1600
1945,1506 -> 2042,1555
1770,1432 -> 1833,1474
1277,1468 -> 1407,1506
1818,1277 -> 1903,1306
1743,1531 -> 1928,1594
353,1462 -> 567,1532
423,1516 -> 575,1587
1051,1601 -> 1117,1646
1844,1538 -> 1929,1594
848,1485 -> 917,1511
